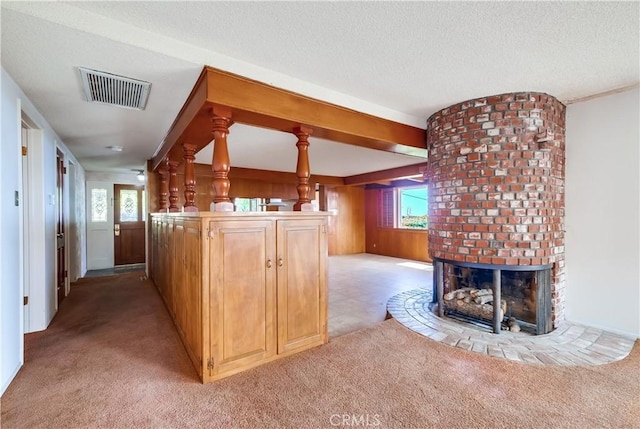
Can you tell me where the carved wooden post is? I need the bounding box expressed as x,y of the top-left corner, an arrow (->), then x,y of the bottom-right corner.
293,126 -> 313,211
211,107 -> 234,212
158,159 -> 170,212
182,143 -> 198,212
168,159 -> 180,212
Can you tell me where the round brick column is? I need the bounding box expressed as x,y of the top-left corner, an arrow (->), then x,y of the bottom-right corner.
425,92 -> 566,323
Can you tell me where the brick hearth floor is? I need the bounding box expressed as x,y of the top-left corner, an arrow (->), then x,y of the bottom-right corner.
387,289 -> 635,366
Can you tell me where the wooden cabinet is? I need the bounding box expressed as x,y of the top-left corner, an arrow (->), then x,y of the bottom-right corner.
276,219 -> 326,354
207,219 -> 276,376
150,212 -> 328,383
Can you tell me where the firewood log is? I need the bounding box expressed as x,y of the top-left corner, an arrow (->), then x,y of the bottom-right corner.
474,295 -> 493,305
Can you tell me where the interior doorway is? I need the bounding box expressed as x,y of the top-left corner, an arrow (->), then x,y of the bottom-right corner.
19,112 -> 46,333
56,149 -> 66,306
113,184 -> 146,265
21,120 -> 31,330
67,162 -> 78,282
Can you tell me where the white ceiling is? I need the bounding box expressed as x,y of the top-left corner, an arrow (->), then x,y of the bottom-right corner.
194,124 -> 426,177
1,2 -> 638,176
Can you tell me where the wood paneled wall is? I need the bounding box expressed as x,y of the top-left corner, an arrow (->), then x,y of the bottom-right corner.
322,186 -> 365,255
365,188 -> 431,263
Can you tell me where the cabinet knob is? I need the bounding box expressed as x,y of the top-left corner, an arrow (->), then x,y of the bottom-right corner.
278,258 -> 284,267
266,259 -> 272,268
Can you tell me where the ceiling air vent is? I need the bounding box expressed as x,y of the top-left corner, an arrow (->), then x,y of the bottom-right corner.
79,67 -> 151,110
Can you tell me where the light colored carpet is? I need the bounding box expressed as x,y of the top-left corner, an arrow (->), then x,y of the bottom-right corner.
1,272 -> 638,429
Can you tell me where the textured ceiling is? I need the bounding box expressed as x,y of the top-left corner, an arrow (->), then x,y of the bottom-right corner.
1,1 -> 638,175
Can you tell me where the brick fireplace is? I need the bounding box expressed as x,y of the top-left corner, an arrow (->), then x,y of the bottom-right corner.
425,92 -> 565,333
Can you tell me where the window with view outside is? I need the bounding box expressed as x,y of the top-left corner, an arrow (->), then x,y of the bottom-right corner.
234,198 -> 262,212
398,186 -> 428,229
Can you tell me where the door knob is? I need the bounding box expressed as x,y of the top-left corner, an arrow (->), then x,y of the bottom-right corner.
266,259 -> 272,268
114,224 -> 120,236
278,257 -> 283,267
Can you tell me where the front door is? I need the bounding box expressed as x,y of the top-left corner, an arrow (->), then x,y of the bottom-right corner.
56,150 -> 66,305
114,184 -> 146,265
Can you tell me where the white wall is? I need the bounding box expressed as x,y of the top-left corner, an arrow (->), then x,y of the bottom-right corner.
70,162 -> 88,281
1,68 -> 86,394
85,171 -> 143,185
1,67 -> 26,395
565,87 -> 640,338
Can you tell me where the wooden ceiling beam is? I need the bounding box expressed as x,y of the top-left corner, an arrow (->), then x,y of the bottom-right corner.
151,66 -> 426,171
343,162 -> 428,186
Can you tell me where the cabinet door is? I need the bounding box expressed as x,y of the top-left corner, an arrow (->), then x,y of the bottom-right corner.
276,219 -> 328,354
150,219 -> 159,281
208,220 -> 276,377
163,219 -> 175,310
182,220 -> 203,376
173,220 -> 185,326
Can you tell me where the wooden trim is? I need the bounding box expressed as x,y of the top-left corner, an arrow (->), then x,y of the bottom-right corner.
344,162 -> 428,186
151,66 -> 426,171
563,83 -> 639,105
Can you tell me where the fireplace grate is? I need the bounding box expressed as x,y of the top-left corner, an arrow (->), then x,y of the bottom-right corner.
433,258 -> 553,335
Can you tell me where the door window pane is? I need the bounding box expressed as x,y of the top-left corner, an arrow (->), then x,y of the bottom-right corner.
142,190 -> 146,219
120,189 -> 138,222
91,189 -> 108,222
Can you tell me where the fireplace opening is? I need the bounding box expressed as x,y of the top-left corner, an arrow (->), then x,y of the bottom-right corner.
433,259 -> 553,335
